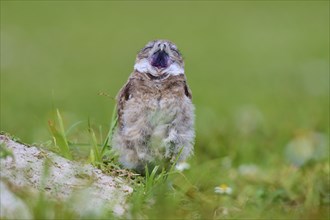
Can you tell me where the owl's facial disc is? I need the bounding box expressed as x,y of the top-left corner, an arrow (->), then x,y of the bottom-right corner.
150,49 -> 170,69
134,39 -> 184,77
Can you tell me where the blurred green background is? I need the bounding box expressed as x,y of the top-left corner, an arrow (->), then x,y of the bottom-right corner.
1,1 -> 329,160
1,1 -> 329,218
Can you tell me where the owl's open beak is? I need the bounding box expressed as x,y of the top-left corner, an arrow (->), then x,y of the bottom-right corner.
150,50 -> 169,69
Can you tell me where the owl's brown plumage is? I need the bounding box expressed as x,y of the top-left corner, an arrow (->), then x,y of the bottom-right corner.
112,40 -> 195,173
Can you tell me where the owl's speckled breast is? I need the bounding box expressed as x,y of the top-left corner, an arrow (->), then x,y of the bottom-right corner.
121,76 -> 190,145
126,85 -> 183,128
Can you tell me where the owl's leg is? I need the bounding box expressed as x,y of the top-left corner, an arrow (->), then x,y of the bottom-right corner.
163,133 -> 178,163
163,127 -> 194,164
116,141 -> 139,169
120,132 -> 155,172
112,129 -> 141,170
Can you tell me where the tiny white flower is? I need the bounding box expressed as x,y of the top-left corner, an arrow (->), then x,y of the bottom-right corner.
175,162 -> 190,171
214,184 -> 232,195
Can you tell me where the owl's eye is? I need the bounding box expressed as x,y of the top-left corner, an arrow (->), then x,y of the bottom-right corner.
142,46 -> 153,52
171,47 -> 180,56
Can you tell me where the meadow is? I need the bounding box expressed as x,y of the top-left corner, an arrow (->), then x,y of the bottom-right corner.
1,1 -> 329,219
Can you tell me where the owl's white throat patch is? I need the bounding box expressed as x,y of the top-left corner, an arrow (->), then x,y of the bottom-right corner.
134,59 -> 184,76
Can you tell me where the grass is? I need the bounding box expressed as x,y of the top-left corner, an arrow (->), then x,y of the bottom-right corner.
1,1 -> 329,219
6,105 -> 326,219
48,109 -> 72,160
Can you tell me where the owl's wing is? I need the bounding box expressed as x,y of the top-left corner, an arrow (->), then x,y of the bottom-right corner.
184,80 -> 192,99
116,79 -> 133,129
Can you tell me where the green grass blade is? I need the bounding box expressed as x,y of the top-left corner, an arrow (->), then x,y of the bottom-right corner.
101,104 -> 118,155
88,127 -> 101,164
65,120 -> 85,136
48,109 -> 72,160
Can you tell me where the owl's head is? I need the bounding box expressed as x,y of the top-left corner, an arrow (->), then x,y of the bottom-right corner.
134,40 -> 184,77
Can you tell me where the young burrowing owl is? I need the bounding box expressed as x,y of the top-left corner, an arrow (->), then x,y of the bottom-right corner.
112,39 -> 195,173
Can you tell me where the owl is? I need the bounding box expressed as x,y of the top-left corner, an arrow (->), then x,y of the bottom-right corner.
112,39 -> 195,174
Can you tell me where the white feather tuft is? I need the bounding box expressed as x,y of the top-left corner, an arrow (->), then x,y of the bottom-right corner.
134,59 -> 184,76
